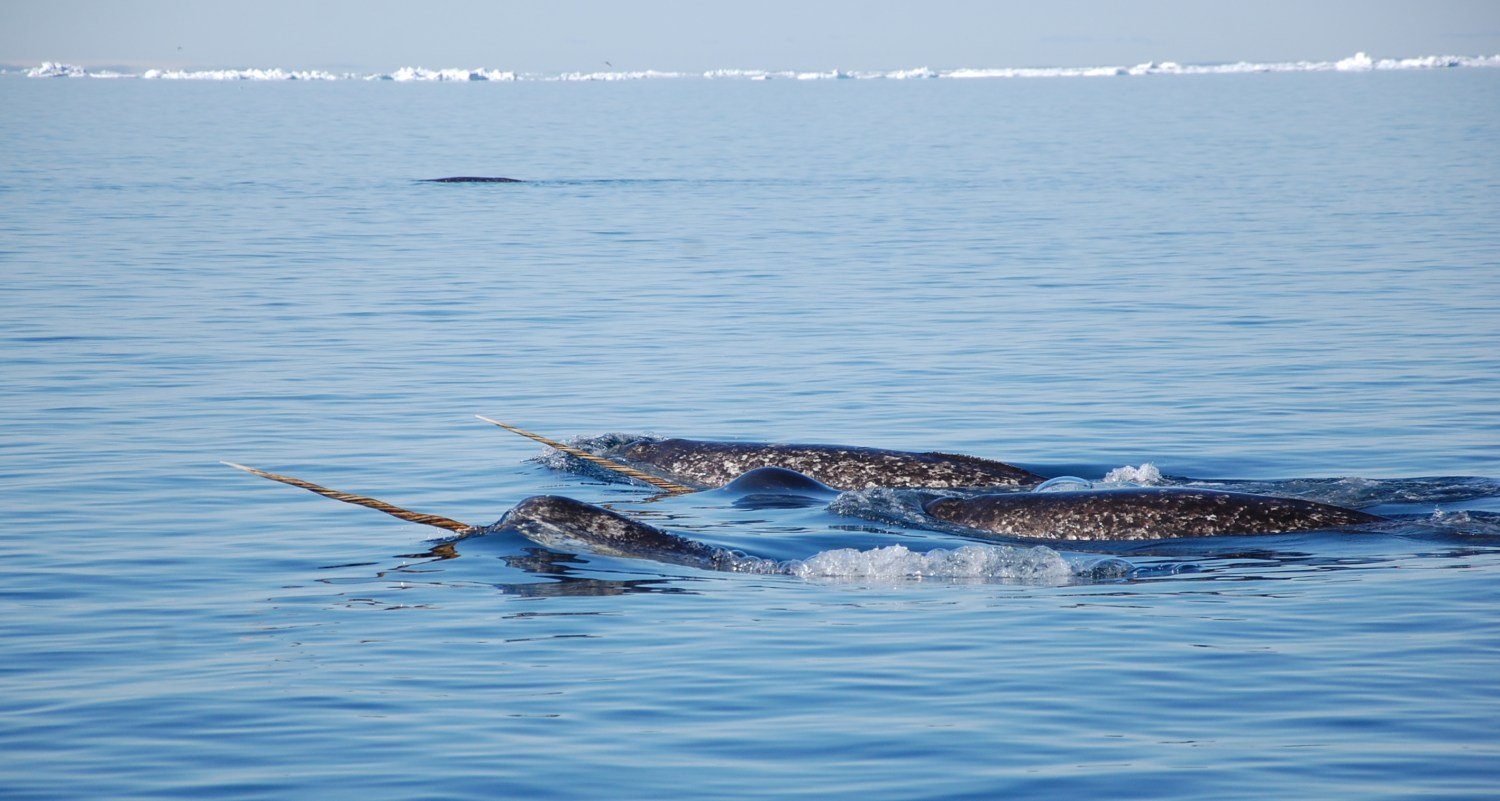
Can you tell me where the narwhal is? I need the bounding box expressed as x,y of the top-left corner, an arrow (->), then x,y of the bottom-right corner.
477,416 -> 1045,491
222,462 -> 768,571
920,487 -> 1383,541
225,457 -> 1385,574
475,420 -> 1384,540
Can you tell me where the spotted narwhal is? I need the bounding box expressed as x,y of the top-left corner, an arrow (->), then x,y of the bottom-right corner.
478,417 -> 1044,491
225,460 -> 1384,576
222,461 -> 759,570
921,487 -> 1382,542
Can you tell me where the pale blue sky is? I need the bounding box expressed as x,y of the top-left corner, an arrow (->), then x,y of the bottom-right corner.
4,0 -> 1498,72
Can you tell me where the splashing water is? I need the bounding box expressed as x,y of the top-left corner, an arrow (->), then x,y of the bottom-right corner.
719,543 -> 1121,583
1102,463 -> 1165,485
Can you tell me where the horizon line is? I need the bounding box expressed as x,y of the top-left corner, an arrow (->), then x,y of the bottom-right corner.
10,51 -> 1500,83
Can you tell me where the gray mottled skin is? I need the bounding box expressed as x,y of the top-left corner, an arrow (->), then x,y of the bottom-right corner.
422,176 -> 524,183
495,489 -> 1384,571
498,495 -> 744,569
606,438 -> 1044,490
924,487 -> 1383,542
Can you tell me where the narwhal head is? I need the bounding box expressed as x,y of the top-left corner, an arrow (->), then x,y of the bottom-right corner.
497,495 -> 720,567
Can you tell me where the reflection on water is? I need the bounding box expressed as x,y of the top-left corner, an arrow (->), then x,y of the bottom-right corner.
495,547 -> 702,596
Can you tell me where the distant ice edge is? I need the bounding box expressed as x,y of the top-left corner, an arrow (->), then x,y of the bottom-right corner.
21,52 -> 1500,82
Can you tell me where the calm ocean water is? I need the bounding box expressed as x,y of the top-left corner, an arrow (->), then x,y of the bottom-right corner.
2,68 -> 1498,799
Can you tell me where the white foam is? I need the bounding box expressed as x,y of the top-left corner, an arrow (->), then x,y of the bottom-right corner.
802,543 -> 1070,579
1102,463 -> 1165,485
723,543 -> 1075,581
22,53 -> 1500,82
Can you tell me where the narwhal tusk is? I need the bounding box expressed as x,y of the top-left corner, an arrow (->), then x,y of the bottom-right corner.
222,461 -> 476,534
474,416 -> 697,494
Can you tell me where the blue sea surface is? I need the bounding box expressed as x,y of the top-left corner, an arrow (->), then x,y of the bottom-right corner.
2,70 -> 1498,799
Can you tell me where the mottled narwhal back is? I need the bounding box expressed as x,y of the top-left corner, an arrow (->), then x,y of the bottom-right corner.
607,438 -> 1044,490
924,487 -> 1383,541
499,495 -> 726,568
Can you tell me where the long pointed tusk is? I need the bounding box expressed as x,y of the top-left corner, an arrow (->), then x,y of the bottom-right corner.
475,416 -> 696,494
222,461 -> 475,534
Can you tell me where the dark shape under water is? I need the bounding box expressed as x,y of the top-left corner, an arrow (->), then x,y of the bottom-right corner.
923,487 -> 1383,542
598,437 -> 1046,491
421,176 -> 525,183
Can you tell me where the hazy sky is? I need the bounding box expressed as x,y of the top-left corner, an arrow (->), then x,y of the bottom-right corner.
4,0 -> 1499,73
